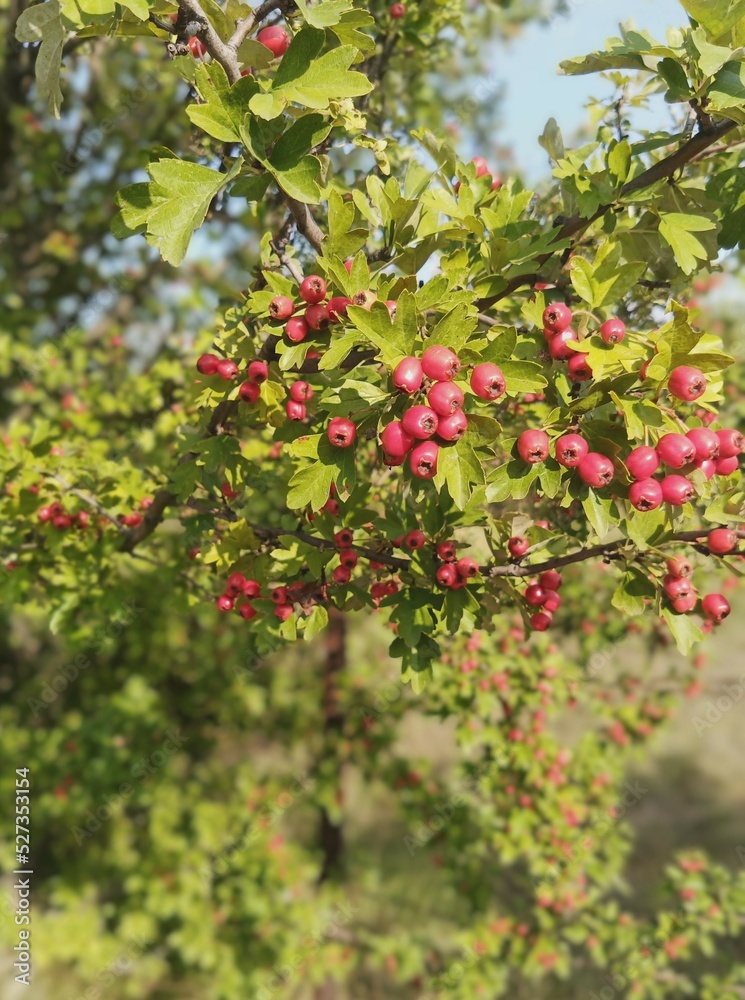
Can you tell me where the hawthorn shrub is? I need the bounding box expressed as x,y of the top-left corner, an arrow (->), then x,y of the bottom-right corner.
1,0 -> 745,996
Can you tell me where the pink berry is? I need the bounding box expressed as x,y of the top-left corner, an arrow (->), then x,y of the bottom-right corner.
428,381 -> 464,416
702,593 -> 730,624
656,433 -> 696,469
305,303 -> 331,330
216,594 -> 234,612
257,25 -> 290,58
285,400 -> 306,421
671,591 -> 698,614
238,381 -> 260,404
626,445 -> 660,481
660,474 -> 694,506
299,274 -> 327,304
668,366 -> 707,402
716,429 -> 744,459
555,434 -> 588,468
285,317 -> 309,343
508,536 -> 529,558
421,345 -> 461,381
327,297 -> 351,322
547,328 -> 578,361
666,556 -> 692,579
381,420 -> 414,458
707,528 -> 737,555
327,417 -> 356,448
542,303 -> 573,333
196,353 -> 220,376
629,479 -> 663,512
470,363 -> 506,400
599,319 -> 625,344
517,429 -> 550,464
715,456 -> 739,476
456,557 -> 479,578
290,381 -> 313,402
664,574 -> 693,600
392,356 -> 424,394
269,295 -> 294,320
436,409 -> 468,442
686,427 -> 719,462
216,359 -> 239,381
696,459 -> 717,480
402,405 -> 439,440
410,440 -> 439,479
248,360 -> 268,383
274,604 -> 294,621
567,353 -> 592,382
436,563 -> 458,587
578,453 -> 614,488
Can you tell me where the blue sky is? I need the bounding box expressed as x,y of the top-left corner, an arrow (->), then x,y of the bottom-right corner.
493,0 -> 685,181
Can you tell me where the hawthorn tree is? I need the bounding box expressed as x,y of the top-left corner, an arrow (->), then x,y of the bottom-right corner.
2,0 -> 745,996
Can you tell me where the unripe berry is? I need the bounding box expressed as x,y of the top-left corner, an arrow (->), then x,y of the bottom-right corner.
298,274 -> 326,304
666,556 -> 692,579
405,529 -> 426,550
428,381 -> 464,416
599,318 -> 626,344
305,303 -> 331,330
402,405 -> 439,440
410,440 -> 439,479
517,429 -> 550,464
508,536 -> 529,558
436,409 -> 467,441
334,528 -> 354,549
668,365 -> 707,402
216,359 -> 239,381
381,420 -> 414,457
285,400 -> 306,421
686,427 -> 719,462
539,570 -> 562,591
715,456 -> 739,476
702,592 -> 730,624
340,549 -> 358,569
555,434 -> 588,468
290,381 -> 313,402
436,563 -> 458,587
327,417 -> 356,448
274,603 -> 294,621
542,303 -> 572,333
392,356 -> 424,394
351,289 -> 377,310
327,296 -> 351,322
660,474 -> 694,506
470,363 -> 506,400
525,584 -> 547,606
567,353 -> 592,382
257,25 -> 290,58
285,317 -> 309,343
656,433 -> 696,469
421,345 -> 461,381
196,353 -> 220,376
531,611 -> 553,631
216,594 -> 235,612
671,590 -> 698,614
437,540 -> 457,562
626,445 -> 660,480
578,453 -> 614,488
239,381 -> 260,404
707,528 -> 737,555
456,557 -> 479,578
628,479 -> 663,511
247,360 -> 268,384
238,602 -> 257,620
716,429 -> 744,459
547,328 -> 578,361
333,565 -> 351,585
269,295 -> 294,320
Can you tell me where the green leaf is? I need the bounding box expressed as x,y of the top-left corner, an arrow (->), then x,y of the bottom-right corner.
434,441 -> 485,511
286,462 -> 335,511
346,303 -> 410,364
500,361 -> 547,395
680,0 -> 745,41
662,607 -> 704,654
658,212 -> 717,275
708,61 -> 745,123
269,113 -> 331,170
293,0 -> 355,27
429,304 -> 477,352
15,0 -> 65,117
582,491 -> 616,539
612,568 -> 656,616
186,65 -> 259,142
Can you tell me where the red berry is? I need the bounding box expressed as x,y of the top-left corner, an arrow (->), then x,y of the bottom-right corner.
389,2 -> 406,16
385,300 -> 397,321
409,440 -> 439,479
38,506 -> 52,523
666,556 -> 692,578
392,356 -> 424,394
405,529 -> 427,550
269,295 -> 294,321
555,434 -> 588,468
216,594 -> 234,612
421,345 -> 461,381
543,590 -> 562,613
578,453 -> 614,488
531,611 -> 553,631
508,536 -> 529,558
285,400 -> 306,421
656,433 -> 696,469
599,318 -> 626,344
323,498 -> 339,516
340,549 -> 358,569
381,420 -> 414,458
221,481 -> 238,500
686,427 -> 719,462
436,410 -> 467,442
285,317 -> 309,343
428,381 -> 464,416
239,381 -> 260,404
628,479 -> 663,511
290,381 -> 313,402
238,602 -> 257,620
668,365 -> 706,402
334,529 -> 354,549
247,360 -> 268,384
305,303 -> 331,331
626,445 -> 660,481
456,557 -> 479,578
517,429 -> 550,464
715,455 -> 739,476
53,514 -> 72,530
196,353 -> 220,376
402,405 -> 439,440
257,25 -> 290,58
271,585 -> 289,604
717,429 -> 743,459
671,590 -> 698,614
702,592 -> 730,624
274,604 -> 294,621
525,584 -> 547,606
664,575 -> 693,600
343,259 -> 354,274
436,563 -> 458,587
216,359 -> 239,381
660,474 -> 694,506
243,579 -> 261,598
547,328 -> 578,361
539,570 -> 562,591
333,565 -> 351,585
299,274 -> 327,304
327,417 -> 356,448
696,458 -> 717,480
471,156 -> 490,177
567,353 -> 592,382
470,363 -> 506,400
437,540 -> 457,562
226,572 -> 247,596
188,36 -> 207,58
327,297 -> 351,322
707,528 -> 737,555
542,303 -> 572,333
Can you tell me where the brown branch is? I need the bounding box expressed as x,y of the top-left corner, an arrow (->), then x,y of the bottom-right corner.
285,197 -> 325,252
228,0 -> 283,50
177,0 -> 241,83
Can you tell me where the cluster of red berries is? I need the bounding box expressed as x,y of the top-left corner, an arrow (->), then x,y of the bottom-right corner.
215,572 -> 263,620
268,273 -> 390,345
375,345 -> 506,478
523,569 -> 564,633
196,354 -> 268,406
516,427 -> 616,489
37,502 -> 89,531
626,428 -> 743,511
662,552 -> 731,625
